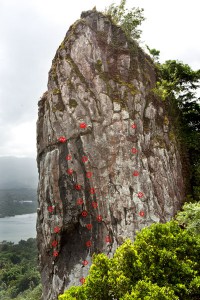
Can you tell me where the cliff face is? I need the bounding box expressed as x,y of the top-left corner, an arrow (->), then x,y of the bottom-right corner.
37,10 -> 185,300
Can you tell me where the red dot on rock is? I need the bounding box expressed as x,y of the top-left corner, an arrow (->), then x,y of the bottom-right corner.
131,148 -> 138,154
81,210 -> 88,217
80,277 -> 86,284
86,172 -> 92,178
77,198 -> 84,205
48,206 -> 54,213
52,240 -> 58,247
86,224 -> 92,230
105,236 -> 111,243
53,250 -> 59,257
86,240 -> 92,247
74,184 -> 81,190
90,188 -> 96,194
67,168 -> 73,175
58,136 -> 67,143
80,122 -> 87,129
133,171 -> 139,176
139,211 -> 145,217
66,154 -> 72,160
96,215 -> 102,222
138,192 -> 144,198
131,123 -> 137,129
92,201 -> 98,209
82,156 -> 88,163
82,260 -> 88,266
54,226 -> 60,233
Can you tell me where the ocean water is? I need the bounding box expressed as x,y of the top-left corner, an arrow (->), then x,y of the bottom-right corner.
0,213 -> 37,243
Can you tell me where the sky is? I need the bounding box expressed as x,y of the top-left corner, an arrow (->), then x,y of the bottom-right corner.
0,0 -> 200,158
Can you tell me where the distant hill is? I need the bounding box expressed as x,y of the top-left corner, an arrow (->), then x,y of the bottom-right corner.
0,157 -> 38,189
0,188 -> 38,217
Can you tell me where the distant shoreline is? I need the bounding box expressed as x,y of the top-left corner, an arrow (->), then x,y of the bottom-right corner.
0,211 -> 37,218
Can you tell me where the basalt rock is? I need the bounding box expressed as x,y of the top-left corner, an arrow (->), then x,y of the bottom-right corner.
37,10 -> 186,300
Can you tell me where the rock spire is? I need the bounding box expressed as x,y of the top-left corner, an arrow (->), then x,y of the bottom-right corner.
36,10 -> 185,299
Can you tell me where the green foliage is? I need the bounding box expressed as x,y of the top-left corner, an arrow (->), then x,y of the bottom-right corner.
0,238 -> 41,300
176,202 -> 200,235
59,220 -> 200,300
104,0 -> 145,40
122,280 -> 178,300
146,46 -> 160,63
85,253 -> 112,300
151,57 -> 200,201
162,61 -> 200,201
15,284 -> 42,300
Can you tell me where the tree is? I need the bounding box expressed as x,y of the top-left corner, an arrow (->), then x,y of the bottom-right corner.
149,54 -> 200,201
59,220 -> 200,300
104,0 -> 145,40
146,46 -> 160,63
159,61 -> 200,201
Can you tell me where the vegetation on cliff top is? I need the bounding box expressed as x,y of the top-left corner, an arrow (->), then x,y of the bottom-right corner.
104,0 -> 145,41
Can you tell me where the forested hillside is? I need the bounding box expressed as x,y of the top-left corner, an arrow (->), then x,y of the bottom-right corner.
0,238 -> 41,300
0,189 -> 37,217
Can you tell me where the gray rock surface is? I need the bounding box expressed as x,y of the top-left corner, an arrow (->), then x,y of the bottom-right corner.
36,10 -> 185,299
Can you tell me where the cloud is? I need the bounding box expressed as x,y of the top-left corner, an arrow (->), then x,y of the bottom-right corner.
0,0 -> 199,158
0,120 -> 37,157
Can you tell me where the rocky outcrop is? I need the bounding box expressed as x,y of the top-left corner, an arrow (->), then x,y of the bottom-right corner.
36,10 -> 185,300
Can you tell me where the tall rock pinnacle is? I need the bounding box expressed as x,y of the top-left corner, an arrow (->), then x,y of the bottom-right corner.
37,10 -> 185,299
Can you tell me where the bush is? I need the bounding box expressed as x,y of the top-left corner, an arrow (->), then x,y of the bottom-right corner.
122,280 -> 178,300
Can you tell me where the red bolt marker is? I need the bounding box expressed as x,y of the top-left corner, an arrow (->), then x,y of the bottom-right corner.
139,211 -> 145,217
66,154 -> 72,160
52,240 -> 58,247
54,226 -> 60,233
48,206 -> 54,213
131,123 -> 137,129
86,224 -> 92,230
82,260 -> 88,266
96,215 -> 102,222
80,122 -> 87,129
105,236 -> 111,243
81,210 -> 88,217
138,192 -> 144,198
80,277 -> 86,284
133,171 -> 139,176
86,240 -> 92,247
131,147 -> 138,154
82,156 -> 88,163
92,201 -> 98,209
58,136 -> 67,143
86,172 -> 92,178
77,198 -> 84,205
53,250 -> 59,257
90,188 -> 96,194
67,168 -> 73,175
74,184 -> 81,190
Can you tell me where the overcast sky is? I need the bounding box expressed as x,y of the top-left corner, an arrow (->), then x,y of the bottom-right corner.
0,0 -> 200,158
